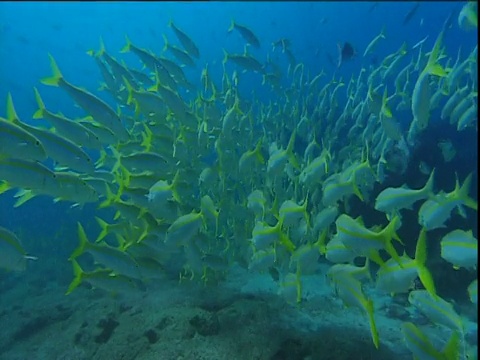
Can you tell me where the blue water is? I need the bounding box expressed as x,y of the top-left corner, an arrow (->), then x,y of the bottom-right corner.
0,2 -> 478,359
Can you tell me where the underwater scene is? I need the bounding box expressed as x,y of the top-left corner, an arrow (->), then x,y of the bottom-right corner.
0,1 -> 478,359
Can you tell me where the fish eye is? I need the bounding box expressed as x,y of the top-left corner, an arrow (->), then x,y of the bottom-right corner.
36,141 -> 41,146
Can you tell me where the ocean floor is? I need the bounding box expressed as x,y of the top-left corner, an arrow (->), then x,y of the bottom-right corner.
0,263 -> 477,360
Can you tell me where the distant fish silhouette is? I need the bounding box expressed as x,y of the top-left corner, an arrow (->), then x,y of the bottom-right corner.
403,2 -> 420,26
442,7 -> 459,32
337,42 -> 356,68
368,2 -> 379,14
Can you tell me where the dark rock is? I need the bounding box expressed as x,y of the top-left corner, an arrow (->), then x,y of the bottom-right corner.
94,317 -> 119,344
156,316 -> 172,330
73,330 -> 90,346
384,303 -> 411,321
144,329 -> 158,344
13,315 -> 53,341
271,338 -> 310,360
189,313 -> 220,336
119,303 -> 132,314
55,304 -> 68,313
12,306 -> 73,342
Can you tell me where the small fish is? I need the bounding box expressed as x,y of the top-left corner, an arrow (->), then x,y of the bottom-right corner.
318,17 -> 328,25
0,116 -> 46,162
411,31 -> 447,131
326,259 -> 371,283
440,229 -> 477,270
162,34 -> 196,67
438,140 -> 456,162
251,220 -> 283,251
363,26 -> 386,57
440,85 -> 470,121
228,20 -> 260,48
119,151 -> 169,175
335,214 -> 403,265
200,195 -> 220,236
126,66 -> 155,88
22,172 -> 99,206
328,271 -> 379,349
79,120 -> 117,145
165,211 -> 204,246
0,226 -> 37,271
299,148 -> 331,188
8,107 -> 95,175
457,102 -> 477,131
374,169 -> 435,218
403,2 -> 420,26
66,259 -> 138,295
248,248 -> 275,273
290,241 -> 322,275
32,88 -> 103,150
223,49 -> 265,73
337,42 -> 356,68
278,271 -> 302,304
279,198 -> 309,228
442,8 -> 457,32
418,173 -> 477,230
376,228 -> 436,297
458,1 -> 478,31
247,190 -> 267,220
0,158 -> 57,193
408,290 -> 465,336
272,38 -> 290,53
123,76 -> 167,118
151,70 -> 191,114
321,230 -> 358,264
321,173 -> 363,206
411,35 -> 429,50
156,55 -> 190,87
267,131 -> 299,176
41,54 -> 130,141
70,223 -> 142,280
402,322 -> 461,360
147,170 -> 181,206
121,35 -> 160,72
418,161 -> 432,176
467,279 -> 477,304
312,206 -> 338,236
368,2 -> 379,14
168,20 -> 200,58
238,138 -> 265,172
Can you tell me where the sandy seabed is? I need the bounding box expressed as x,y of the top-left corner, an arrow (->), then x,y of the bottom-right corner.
0,263 -> 476,360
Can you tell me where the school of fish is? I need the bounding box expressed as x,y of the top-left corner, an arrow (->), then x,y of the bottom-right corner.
0,5 -> 478,359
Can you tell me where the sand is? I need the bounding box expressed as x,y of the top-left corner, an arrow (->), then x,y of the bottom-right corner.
0,263 -> 476,360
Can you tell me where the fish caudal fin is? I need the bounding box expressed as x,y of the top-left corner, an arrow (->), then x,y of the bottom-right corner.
422,168 -> 436,197
41,53 -> 63,87
120,35 -> 132,53
95,217 -> 110,243
32,87 -> 47,119
365,299 -> 380,349
65,259 -> 84,295
227,19 -> 235,33
69,222 -> 89,260
455,173 -> 477,210
414,228 -> 437,297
